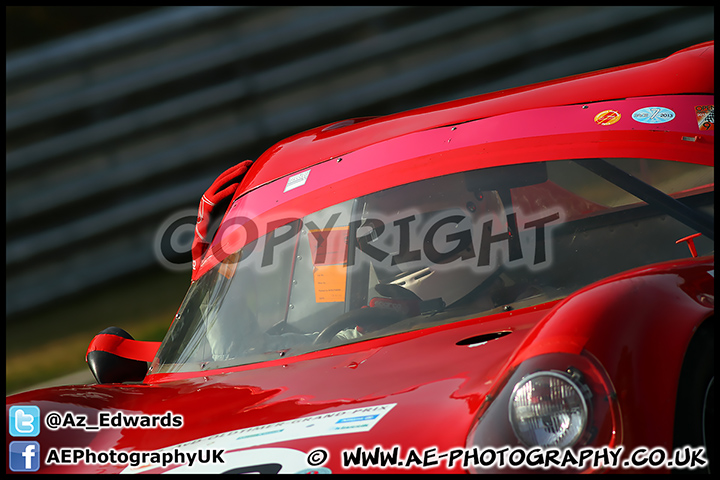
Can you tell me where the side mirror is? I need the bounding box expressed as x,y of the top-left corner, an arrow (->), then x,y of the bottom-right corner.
86,327 -> 149,384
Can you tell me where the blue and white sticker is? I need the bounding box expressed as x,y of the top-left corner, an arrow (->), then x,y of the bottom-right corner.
631,107 -> 675,124
122,403 -> 396,473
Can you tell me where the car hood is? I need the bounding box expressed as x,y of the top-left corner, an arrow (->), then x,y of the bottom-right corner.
6,303 -> 552,473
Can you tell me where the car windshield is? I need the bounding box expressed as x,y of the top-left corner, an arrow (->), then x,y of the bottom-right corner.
151,158 -> 713,374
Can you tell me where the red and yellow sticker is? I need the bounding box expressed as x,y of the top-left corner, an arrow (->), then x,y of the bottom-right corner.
594,109 -> 621,126
695,105 -> 714,131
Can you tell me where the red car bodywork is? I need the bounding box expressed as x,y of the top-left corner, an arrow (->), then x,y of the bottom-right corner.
6,42 -> 714,474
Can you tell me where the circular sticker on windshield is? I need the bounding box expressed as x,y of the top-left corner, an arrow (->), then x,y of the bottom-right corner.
631,107 -> 676,124
594,110 -> 621,126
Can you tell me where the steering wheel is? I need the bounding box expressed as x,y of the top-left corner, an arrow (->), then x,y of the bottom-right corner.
313,307 -> 405,344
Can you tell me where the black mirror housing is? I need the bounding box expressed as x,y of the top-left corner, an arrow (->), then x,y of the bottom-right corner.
86,327 -> 148,384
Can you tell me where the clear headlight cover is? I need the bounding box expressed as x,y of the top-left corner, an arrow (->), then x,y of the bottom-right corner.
509,371 -> 590,448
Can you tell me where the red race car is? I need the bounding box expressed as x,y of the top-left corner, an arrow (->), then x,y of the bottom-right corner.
7,42 -> 713,474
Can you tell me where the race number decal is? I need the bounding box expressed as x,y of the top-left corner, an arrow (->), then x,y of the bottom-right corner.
122,404 -> 396,473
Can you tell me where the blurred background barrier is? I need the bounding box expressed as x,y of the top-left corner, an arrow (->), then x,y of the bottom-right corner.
6,6 -> 714,320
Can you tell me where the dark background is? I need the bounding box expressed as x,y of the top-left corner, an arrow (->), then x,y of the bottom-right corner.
5,6 -> 714,393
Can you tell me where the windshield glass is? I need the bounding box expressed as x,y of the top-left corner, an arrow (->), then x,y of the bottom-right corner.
151,158 -> 713,374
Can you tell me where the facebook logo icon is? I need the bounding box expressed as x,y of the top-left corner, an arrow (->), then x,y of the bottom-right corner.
9,441 -> 41,472
9,405 -> 40,437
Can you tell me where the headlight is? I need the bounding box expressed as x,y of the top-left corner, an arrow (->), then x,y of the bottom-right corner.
466,353 -> 619,474
508,370 -> 590,448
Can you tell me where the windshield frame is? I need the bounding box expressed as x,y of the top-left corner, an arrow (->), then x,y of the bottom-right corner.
150,94 -> 713,381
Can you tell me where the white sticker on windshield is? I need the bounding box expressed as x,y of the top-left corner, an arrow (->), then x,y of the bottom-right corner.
284,170 -> 311,193
631,107 -> 675,124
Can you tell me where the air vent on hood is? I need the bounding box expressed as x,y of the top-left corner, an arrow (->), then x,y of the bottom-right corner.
456,331 -> 511,347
